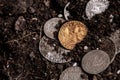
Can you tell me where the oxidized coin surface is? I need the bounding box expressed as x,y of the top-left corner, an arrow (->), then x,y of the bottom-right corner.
99,37 -> 115,60
81,50 -> 110,74
59,66 -> 88,80
85,0 -> 109,19
39,36 -> 71,63
109,29 -> 120,54
58,21 -> 88,50
44,17 -> 65,39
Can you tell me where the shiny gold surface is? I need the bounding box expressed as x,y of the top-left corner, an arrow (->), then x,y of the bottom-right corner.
58,21 -> 88,50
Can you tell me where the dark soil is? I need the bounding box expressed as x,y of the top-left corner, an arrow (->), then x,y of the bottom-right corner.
0,0 -> 120,80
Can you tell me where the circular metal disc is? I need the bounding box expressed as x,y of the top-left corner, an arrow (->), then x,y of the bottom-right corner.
85,0 -> 109,19
39,36 -> 71,63
59,66 -> 88,80
58,21 -> 88,50
109,29 -> 120,54
82,50 -> 110,74
44,17 -> 65,39
99,37 -> 115,60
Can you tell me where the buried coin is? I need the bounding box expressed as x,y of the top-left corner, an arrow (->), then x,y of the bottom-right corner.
109,29 -> 120,54
58,21 -> 88,50
85,0 -> 109,19
81,50 -> 110,74
59,66 -> 88,80
99,37 -> 115,60
44,17 -> 65,39
39,36 -> 71,63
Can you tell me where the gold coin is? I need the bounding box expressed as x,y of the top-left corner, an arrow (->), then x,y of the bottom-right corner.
58,21 -> 88,50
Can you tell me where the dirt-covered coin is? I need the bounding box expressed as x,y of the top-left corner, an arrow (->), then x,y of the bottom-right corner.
59,66 -> 88,80
109,29 -> 120,54
81,50 -> 110,74
44,17 -> 65,39
58,21 -> 88,50
99,37 -> 115,60
85,0 -> 109,19
39,36 -> 71,63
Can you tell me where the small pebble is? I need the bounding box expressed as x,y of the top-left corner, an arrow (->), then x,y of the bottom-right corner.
117,70 -> 120,74
109,14 -> 114,23
58,14 -> 63,18
84,46 -> 88,50
73,62 -> 77,66
15,16 -> 26,31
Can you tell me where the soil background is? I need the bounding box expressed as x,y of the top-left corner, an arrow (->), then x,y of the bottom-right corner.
0,0 -> 120,80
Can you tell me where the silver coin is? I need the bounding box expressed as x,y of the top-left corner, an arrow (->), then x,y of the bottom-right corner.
44,18 -> 65,39
82,50 -> 110,74
64,2 -> 70,20
99,37 -> 115,60
39,36 -> 71,63
59,66 -> 88,80
85,0 -> 109,19
109,29 -> 120,54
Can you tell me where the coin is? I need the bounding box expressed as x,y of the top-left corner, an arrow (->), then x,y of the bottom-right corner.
39,36 -> 71,63
81,50 -> 110,74
44,18 -> 65,39
59,66 -> 88,80
85,0 -> 109,19
58,21 -> 88,50
109,29 -> 120,54
99,37 -> 115,60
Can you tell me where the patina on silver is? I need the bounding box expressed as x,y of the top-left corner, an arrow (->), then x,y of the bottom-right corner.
59,66 -> 88,80
64,2 -> 70,21
85,0 -> 109,19
43,18 -> 65,39
99,37 -> 115,62
82,50 -> 110,74
39,36 -> 71,63
109,29 -> 120,63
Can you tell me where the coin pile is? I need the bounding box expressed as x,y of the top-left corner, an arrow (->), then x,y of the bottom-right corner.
39,17 -> 71,63
38,1 -> 119,79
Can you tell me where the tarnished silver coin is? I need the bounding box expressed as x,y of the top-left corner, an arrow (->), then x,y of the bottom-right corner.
109,29 -> 120,54
85,0 -> 109,19
44,18 -> 65,39
81,50 -> 110,74
64,2 -> 70,20
99,37 -> 115,60
39,36 -> 71,63
59,66 -> 88,80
